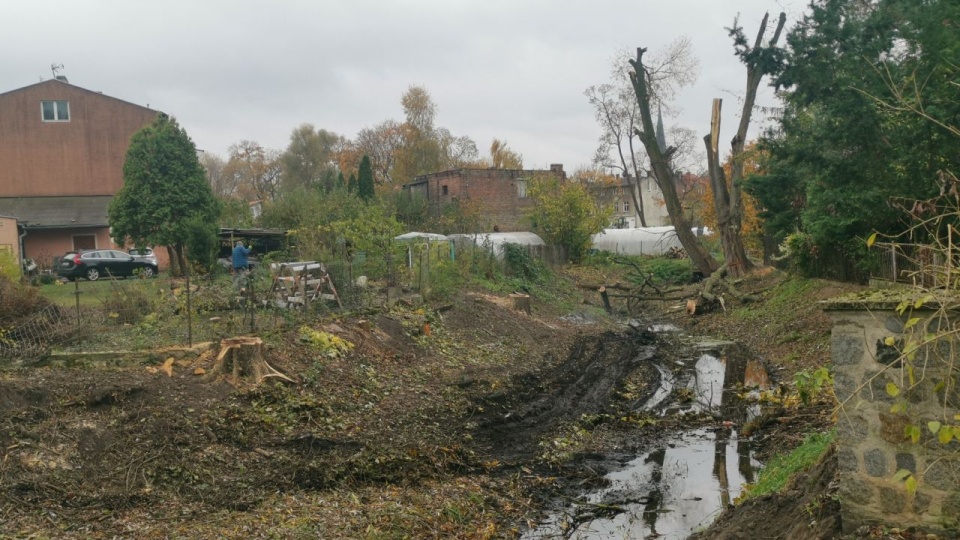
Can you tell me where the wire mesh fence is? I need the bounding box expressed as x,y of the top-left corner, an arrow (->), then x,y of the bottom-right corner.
2,239 -> 566,361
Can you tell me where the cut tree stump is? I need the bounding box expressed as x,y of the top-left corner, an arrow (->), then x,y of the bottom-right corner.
509,293 -> 531,315
205,336 -> 296,385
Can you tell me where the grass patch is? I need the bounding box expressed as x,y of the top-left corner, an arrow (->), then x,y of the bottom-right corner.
37,277 -> 168,308
580,252 -> 694,286
746,431 -> 835,499
732,276 -> 818,323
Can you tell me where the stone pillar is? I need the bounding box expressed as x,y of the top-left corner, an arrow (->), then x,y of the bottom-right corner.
825,301 -> 960,534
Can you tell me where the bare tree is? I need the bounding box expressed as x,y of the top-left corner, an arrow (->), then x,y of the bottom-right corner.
585,83 -> 649,225
704,12 -> 786,278
629,48 -> 719,276
199,152 -> 232,198
356,120 -> 404,185
223,140 -> 282,202
590,40 -> 699,228
489,138 -> 523,169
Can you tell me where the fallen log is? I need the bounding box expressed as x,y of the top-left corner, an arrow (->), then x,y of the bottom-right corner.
689,263 -> 761,315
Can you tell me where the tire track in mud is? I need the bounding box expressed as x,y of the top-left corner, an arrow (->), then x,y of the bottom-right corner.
469,330 -> 660,463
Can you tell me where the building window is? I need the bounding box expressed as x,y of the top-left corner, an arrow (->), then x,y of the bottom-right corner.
72,234 -> 96,251
622,200 -> 630,213
517,180 -> 527,198
441,185 -> 449,195
41,100 -> 70,122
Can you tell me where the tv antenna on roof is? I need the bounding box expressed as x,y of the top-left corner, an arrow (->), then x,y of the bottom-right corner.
51,63 -> 67,82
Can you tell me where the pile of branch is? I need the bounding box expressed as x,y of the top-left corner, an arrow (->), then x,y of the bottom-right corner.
687,263 -> 762,315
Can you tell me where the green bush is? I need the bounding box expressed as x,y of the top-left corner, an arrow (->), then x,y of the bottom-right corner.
428,258 -> 465,301
502,243 -> 546,282
101,281 -> 155,324
641,257 -> 694,284
0,250 -> 21,281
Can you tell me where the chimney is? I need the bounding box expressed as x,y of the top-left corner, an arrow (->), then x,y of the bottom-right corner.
549,163 -> 566,179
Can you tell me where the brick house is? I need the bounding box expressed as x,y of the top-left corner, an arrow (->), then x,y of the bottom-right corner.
0,78 -> 158,267
402,164 -> 566,232
597,175 -> 671,228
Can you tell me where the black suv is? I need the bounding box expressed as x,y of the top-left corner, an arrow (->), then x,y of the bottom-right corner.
57,249 -> 158,281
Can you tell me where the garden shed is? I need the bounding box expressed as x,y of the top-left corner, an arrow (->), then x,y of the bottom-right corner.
590,227 -> 684,256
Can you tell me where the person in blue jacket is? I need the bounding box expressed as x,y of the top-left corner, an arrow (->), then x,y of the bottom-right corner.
232,240 -> 251,272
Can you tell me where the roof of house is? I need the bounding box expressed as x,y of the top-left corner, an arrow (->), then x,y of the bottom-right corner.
0,196 -> 111,228
0,79 -> 157,115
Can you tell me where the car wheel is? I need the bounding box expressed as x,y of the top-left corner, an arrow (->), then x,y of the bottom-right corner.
140,266 -> 155,278
86,268 -> 100,281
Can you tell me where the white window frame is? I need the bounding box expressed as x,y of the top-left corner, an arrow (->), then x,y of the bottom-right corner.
41,100 -> 70,122
517,179 -> 528,199
622,200 -> 630,213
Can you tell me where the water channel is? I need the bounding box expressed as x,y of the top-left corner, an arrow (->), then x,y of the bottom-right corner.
523,324 -> 772,540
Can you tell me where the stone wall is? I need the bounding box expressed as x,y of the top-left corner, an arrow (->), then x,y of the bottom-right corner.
826,304 -> 960,534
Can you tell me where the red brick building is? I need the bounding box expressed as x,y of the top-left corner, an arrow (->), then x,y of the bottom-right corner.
0,78 -> 158,267
403,164 -> 566,232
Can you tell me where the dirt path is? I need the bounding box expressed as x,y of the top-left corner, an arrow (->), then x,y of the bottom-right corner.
470,330 -> 659,463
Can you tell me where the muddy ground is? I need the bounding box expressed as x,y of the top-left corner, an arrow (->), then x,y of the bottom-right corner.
0,268 -> 929,539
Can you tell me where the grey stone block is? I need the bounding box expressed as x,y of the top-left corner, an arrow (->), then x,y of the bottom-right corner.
838,412 -> 869,442
895,453 -> 916,474
884,315 -> 905,333
833,334 -> 865,366
864,448 -> 888,477
834,372 -> 858,402
879,486 -> 906,513
923,459 -> 960,491
838,472 -> 874,505
837,447 -> 860,472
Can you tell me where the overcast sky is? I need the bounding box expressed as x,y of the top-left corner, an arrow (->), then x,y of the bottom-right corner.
3,0 -> 804,173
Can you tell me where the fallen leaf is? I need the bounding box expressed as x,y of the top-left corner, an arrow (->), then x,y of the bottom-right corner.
193,367 -> 206,375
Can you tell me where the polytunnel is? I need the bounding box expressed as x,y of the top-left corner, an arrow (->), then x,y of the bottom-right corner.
446,232 -> 546,260
590,227 -> 684,256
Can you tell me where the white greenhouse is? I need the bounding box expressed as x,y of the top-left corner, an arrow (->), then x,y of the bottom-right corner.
590,227 -> 685,256
447,232 -> 546,260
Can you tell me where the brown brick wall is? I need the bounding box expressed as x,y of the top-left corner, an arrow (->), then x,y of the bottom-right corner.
417,167 -> 564,232
0,80 -> 157,197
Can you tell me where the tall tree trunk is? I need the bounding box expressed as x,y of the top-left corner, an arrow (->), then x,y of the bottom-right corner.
629,48 -> 718,276
175,245 -> 189,278
166,245 -> 181,277
704,12 -> 786,278
627,135 -> 648,227
705,99 -> 753,277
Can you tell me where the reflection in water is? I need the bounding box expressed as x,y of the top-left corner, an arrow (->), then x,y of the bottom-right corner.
524,345 -> 771,539
523,429 -> 760,539
690,353 -> 726,411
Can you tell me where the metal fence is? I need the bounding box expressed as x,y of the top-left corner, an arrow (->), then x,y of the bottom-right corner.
868,242 -> 949,288
0,272 -> 349,363
2,239 -> 567,361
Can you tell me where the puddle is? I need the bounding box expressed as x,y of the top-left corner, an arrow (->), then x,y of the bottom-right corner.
649,323 -> 680,332
523,429 -> 760,540
525,342 -> 772,539
688,353 -> 726,411
642,362 -> 675,411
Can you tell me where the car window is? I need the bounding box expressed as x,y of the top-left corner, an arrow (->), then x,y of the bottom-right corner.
82,252 -> 100,259
111,250 -> 128,258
